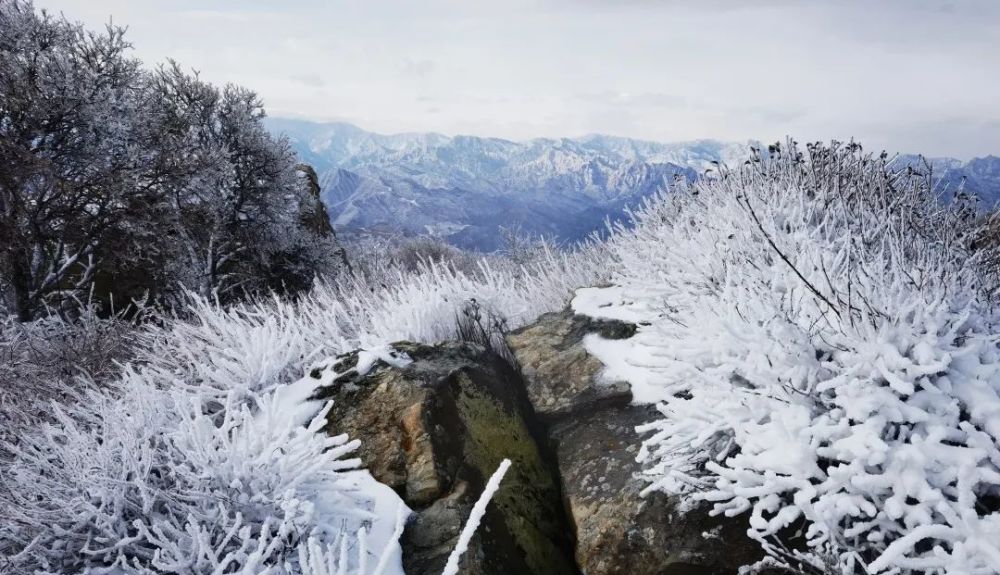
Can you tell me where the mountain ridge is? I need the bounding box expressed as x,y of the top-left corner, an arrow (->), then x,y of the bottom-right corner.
268,118 -> 1000,250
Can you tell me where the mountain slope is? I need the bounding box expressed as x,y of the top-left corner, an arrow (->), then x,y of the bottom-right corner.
888,153 -> 1000,205
268,119 -> 1000,249
268,119 -> 722,250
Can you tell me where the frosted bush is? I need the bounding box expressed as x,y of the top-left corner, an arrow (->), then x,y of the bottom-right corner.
0,370 -> 393,574
1,242 -> 604,573
577,142 -> 1000,574
0,302 -> 138,450
135,243 -> 608,402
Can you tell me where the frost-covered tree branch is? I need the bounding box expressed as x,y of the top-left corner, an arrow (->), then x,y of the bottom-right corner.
0,0 -> 346,321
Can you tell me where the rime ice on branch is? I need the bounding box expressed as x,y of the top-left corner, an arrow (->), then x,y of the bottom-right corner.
575,141 -> 1000,574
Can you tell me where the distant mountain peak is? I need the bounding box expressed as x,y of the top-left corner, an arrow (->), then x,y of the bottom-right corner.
267,118 -> 1000,250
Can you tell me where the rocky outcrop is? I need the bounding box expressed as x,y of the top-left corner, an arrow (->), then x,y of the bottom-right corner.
294,163 -> 335,237
509,309 -> 763,575
312,309 -> 762,574
314,341 -> 577,575
294,162 -> 350,269
549,405 -> 763,575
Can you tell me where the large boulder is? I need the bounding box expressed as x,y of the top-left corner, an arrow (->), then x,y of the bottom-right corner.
313,341 -> 577,575
509,309 -> 763,575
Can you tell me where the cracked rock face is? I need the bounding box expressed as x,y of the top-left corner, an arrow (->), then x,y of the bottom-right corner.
550,406 -> 764,575
510,309 -> 763,575
507,310 -> 635,419
316,341 -> 576,575
314,310 -> 763,575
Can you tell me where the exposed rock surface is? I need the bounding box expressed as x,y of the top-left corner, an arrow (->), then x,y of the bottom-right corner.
507,310 -> 634,419
294,162 -> 350,268
315,341 -> 576,575
550,405 -> 763,575
312,309 -> 763,574
509,309 -> 763,575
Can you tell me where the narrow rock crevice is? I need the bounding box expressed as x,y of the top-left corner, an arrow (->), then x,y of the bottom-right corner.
317,340 -> 579,575
315,308 -> 764,574
508,309 -> 765,575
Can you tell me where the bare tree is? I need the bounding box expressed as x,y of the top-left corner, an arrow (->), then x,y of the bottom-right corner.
142,65 -> 342,301
1,4 -> 345,319
0,0 -> 144,320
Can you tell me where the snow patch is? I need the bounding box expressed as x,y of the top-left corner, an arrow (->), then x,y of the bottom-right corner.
572,285 -> 655,324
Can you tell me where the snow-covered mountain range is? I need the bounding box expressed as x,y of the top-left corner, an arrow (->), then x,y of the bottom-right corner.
266,119 -> 752,250
893,154 -> 1000,205
268,118 -> 1000,250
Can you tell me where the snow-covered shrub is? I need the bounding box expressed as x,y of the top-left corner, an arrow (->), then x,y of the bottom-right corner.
0,302 -> 139,449
0,361 -> 403,574
342,230 -> 587,292
497,225 -> 560,268
342,235 -> 482,286
1,239 -> 605,573
576,141 -> 1000,574
135,243 -> 608,403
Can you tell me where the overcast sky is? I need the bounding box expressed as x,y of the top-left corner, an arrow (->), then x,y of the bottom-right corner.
34,0 -> 1000,158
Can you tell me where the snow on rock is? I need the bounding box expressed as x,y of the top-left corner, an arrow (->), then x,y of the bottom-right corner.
572,285 -> 655,324
578,332 -> 665,404
572,286 -> 681,403
252,345 -> 415,574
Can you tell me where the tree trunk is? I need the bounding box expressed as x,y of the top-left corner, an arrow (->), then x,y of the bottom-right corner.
14,288 -> 32,322
2,249 -> 36,322
8,268 -> 34,322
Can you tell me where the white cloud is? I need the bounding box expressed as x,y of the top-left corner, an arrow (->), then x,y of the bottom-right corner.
33,0 -> 1000,158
